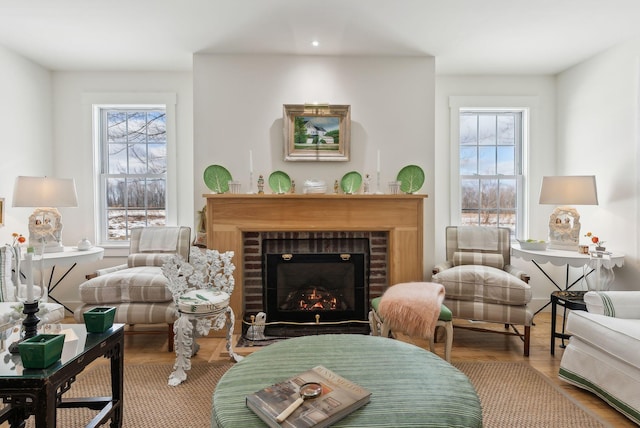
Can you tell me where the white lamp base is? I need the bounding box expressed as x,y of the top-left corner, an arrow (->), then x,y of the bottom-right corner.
548,206 -> 581,251
27,207 -> 65,253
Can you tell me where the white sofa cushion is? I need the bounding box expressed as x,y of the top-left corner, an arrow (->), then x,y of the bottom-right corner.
566,310 -> 640,369
432,265 -> 531,305
584,291 -> 640,319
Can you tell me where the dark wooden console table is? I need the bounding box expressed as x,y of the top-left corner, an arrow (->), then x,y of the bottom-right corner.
0,323 -> 124,427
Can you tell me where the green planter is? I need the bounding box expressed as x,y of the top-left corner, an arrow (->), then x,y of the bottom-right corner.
83,307 -> 116,333
19,334 -> 65,369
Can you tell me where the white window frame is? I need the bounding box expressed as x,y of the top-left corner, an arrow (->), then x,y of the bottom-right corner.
449,96 -> 536,239
84,92 -> 177,251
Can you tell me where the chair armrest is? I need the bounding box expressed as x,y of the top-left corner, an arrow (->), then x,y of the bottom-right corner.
86,264 -> 128,280
585,291 -> 640,318
432,261 -> 453,275
505,265 -> 530,283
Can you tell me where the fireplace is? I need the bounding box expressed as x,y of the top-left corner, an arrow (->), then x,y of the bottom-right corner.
263,238 -> 369,323
204,194 -> 427,332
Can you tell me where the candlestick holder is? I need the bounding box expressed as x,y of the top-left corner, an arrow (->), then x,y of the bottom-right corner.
8,301 -> 40,354
247,171 -> 255,194
375,171 -> 384,194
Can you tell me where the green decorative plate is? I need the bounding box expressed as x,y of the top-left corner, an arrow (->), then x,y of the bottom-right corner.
340,171 -> 362,194
269,171 -> 291,194
397,165 -> 425,194
204,165 -> 233,193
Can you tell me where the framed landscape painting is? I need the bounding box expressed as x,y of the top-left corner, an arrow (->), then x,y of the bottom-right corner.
283,104 -> 351,161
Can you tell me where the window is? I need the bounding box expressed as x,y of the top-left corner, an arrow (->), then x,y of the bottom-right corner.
459,110 -> 522,233
449,96 -> 533,239
87,92 -> 176,248
99,108 -> 167,241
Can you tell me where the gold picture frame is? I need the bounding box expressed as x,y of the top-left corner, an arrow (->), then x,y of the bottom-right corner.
283,104 -> 351,162
0,198 -> 4,227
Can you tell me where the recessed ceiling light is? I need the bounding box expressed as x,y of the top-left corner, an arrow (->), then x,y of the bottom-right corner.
311,40 -> 319,47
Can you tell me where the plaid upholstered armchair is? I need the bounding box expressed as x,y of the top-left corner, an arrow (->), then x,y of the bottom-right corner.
74,226 -> 191,351
431,226 -> 534,356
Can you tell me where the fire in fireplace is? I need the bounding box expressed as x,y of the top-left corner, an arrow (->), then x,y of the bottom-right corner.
263,240 -> 369,324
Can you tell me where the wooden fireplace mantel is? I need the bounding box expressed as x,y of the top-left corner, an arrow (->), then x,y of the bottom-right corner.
204,194 -> 428,323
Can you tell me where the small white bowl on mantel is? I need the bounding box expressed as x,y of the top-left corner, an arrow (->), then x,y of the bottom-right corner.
517,239 -> 548,251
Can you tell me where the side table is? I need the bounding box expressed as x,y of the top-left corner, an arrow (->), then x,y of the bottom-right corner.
550,291 -> 586,355
0,323 -> 124,427
512,246 -> 624,314
26,246 -> 104,314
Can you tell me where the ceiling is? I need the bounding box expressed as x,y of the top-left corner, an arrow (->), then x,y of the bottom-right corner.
1,0 -> 640,75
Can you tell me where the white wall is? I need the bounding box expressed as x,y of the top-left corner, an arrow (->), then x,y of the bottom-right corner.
50,71 -> 193,308
556,37 -> 640,291
0,45 -> 52,244
435,75 -> 559,311
193,54 -> 436,273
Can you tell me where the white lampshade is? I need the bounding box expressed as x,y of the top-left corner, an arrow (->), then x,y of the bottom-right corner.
538,176 -> 598,206
13,176 -> 78,208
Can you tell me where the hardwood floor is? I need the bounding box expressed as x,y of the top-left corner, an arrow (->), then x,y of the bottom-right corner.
80,312 -> 634,427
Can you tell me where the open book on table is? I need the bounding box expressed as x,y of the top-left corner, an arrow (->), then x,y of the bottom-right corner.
246,365 -> 371,428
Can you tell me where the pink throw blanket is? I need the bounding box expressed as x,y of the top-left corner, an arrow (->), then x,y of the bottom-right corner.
378,282 -> 445,338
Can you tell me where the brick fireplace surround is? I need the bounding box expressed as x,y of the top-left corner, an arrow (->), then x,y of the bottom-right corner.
204,194 -> 427,330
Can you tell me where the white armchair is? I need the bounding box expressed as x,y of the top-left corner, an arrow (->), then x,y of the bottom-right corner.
74,226 -> 191,351
559,291 -> 640,425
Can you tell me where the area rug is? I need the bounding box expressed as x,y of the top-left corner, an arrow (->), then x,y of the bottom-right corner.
15,361 -> 608,427
454,362 -> 609,428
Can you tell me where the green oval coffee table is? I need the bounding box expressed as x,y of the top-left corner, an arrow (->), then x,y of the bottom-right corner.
212,334 -> 482,427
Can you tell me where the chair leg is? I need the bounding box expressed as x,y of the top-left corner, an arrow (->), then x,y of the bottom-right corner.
443,321 -> 453,363
430,321 -> 453,363
168,323 -> 174,352
523,325 -> 530,357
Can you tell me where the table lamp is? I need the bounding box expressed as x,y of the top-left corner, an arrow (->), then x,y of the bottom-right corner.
12,176 -> 78,253
538,175 -> 598,250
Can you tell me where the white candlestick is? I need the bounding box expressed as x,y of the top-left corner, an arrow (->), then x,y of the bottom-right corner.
249,150 -> 254,174
377,150 -> 381,174
24,252 -> 34,302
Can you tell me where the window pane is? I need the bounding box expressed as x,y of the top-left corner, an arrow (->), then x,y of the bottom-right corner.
127,144 -> 147,174
127,112 -> 148,143
107,112 -> 128,142
460,115 -> 477,145
126,178 -> 146,209
108,144 -> 128,174
147,112 -> 166,143
499,179 -> 517,209
147,209 -> 166,227
478,146 -> 496,175
106,178 -> 125,208
497,146 -> 515,175
461,179 -> 479,209
479,211 -> 498,227
127,210 -> 149,229
460,147 -> 477,175
148,144 -> 167,174
107,209 -> 127,240
146,179 -> 166,209
480,179 -> 498,209
497,115 -> 515,145
478,115 -> 496,145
